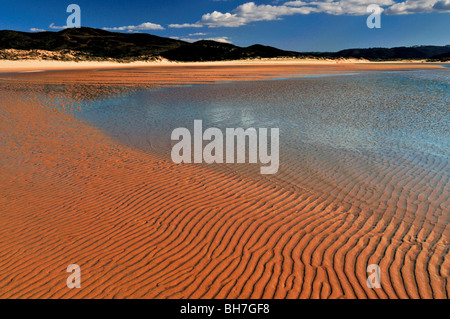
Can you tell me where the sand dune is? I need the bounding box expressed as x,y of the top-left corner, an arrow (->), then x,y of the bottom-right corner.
0,58 -> 443,74
0,64 -> 448,298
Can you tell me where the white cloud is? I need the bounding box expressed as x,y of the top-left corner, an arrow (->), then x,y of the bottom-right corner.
433,0 -> 450,10
49,23 -> 68,30
286,0 -> 395,15
30,28 -> 46,32
206,37 -> 232,43
180,37 -> 232,43
385,0 -> 450,14
172,34 -> 232,44
200,2 -> 315,27
168,23 -> 203,28
103,22 -> 165,32
179,0 -> 450,28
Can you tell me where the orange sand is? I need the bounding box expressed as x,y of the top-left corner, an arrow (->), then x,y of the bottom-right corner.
0,63 -> 448,298
1,61 -> 444,86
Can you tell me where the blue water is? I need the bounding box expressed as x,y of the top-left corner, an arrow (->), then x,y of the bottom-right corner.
76,70 -> 449,159
65,69 -> 449,221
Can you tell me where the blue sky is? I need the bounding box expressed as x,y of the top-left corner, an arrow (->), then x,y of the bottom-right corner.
0,0 -> 449,51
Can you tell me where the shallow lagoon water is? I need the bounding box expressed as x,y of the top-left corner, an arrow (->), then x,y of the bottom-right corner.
74,69 -> 449,224
78,70 -> 449,154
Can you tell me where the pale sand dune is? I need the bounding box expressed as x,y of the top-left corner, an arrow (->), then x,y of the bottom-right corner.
0,65 -> 448,298
0,62 -> 444,88
0,58 -> 443,74
0,59 -> 170,73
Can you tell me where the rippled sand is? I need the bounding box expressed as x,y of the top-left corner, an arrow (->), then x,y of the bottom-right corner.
0,63 -> 448,298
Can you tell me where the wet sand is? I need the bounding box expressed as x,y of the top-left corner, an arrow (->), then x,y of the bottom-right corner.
0,62 -> 448,298
0,60 -> 444,84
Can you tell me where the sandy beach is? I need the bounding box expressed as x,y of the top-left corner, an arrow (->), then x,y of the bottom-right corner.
0,57 -> 442,73
0,61 -> 448,298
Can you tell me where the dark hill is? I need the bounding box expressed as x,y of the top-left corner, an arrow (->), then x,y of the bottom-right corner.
0,27 -> 185,59
0,28 -> 302,61
0,28 -> 449,62
430,51 -> 450,62
313,45 -> 450,60
160,41 -> 302,61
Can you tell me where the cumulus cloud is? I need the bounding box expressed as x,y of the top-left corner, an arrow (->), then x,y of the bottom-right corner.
207,37 -> 232,43
189,32 -> 207,36
433,0 -> 450,10
103,22 -> 164,32
174,0 -> 450,28
286,0 -> 395,15
171,34 -> 231,44
30,28 -> 46,32
168,23 -> 203,28
386,0 -> 450,14
49,23 -> 68,30
200,2 -> 315,27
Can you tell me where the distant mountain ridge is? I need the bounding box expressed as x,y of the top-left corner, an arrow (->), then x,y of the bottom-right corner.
0,28 -> 185,60
0,27 -> 449,62
161,41 -> 302,61
313,45 -> 450,61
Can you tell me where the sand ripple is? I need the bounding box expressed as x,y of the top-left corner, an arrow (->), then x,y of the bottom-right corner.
0,66 -> 448,298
